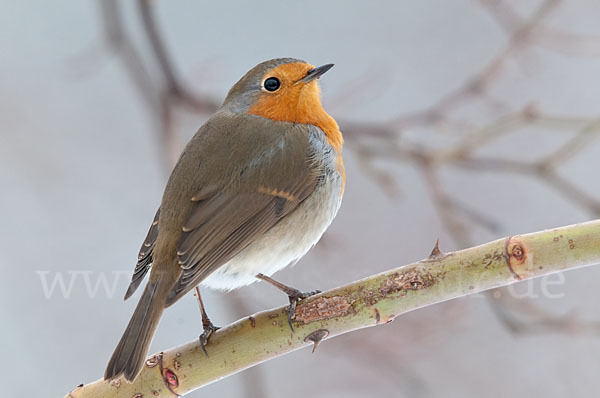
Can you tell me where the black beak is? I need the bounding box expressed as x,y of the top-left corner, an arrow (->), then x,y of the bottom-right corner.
299,63 -> 334,83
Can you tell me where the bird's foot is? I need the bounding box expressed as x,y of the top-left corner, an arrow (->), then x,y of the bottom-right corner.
255,273 -> 320,332
199,321 -> 221,356
285,288 -> 321,332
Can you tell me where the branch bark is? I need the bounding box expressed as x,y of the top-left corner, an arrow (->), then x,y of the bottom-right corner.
67,220 -> 600,397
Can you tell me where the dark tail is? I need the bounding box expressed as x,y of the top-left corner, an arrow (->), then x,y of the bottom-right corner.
104,278 -> 164,382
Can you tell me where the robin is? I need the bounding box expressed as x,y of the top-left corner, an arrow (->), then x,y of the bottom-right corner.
104,58 -> 345,382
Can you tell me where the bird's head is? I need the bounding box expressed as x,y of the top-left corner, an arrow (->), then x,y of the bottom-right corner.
222,58 -> 335,126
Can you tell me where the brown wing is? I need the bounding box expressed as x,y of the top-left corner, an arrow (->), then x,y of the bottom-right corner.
164,157 -> 320,307
124,208 -> 160,300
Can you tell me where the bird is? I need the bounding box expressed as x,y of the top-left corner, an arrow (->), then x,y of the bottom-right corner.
104,58 -> 345,382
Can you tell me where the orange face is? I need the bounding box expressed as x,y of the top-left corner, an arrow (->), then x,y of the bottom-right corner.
247,62 -> 343,154
248,63 -> 316,119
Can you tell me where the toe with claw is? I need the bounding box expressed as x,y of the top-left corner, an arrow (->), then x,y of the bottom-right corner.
256,273 -> 321,332
285,288 -> 321,331
199,321 -> 220,356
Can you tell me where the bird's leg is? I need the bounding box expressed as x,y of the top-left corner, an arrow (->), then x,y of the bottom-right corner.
256,273 -> 320,331
194,286 -> 220,356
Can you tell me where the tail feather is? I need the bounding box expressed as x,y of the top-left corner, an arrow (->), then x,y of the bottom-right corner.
105,279 -> 164,382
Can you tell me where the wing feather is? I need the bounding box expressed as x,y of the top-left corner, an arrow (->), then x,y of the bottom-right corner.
124,208 -> 160,300
164,171 -> 319,307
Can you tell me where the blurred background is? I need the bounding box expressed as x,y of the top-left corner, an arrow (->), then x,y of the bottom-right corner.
2,0 -> 600,396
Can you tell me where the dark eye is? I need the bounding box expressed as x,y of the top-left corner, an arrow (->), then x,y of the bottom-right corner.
263,77 -> 281,92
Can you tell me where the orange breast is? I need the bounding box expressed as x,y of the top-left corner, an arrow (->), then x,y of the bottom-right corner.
247,62 -> 345,187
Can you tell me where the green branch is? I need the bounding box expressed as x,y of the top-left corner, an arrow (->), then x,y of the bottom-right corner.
67,220 -> 600,397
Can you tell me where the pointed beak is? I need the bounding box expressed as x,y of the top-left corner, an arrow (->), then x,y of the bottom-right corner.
298,63 -> 334,83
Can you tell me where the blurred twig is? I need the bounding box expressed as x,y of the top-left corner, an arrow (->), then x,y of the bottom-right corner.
136,0 -> 219,117
99,0 -> 157,111
480,0 -> 600,56
387,0 -> 561,131
98,0 -> 219,170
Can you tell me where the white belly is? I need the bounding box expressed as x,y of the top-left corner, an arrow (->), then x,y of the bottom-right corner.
201,172 -> 343,290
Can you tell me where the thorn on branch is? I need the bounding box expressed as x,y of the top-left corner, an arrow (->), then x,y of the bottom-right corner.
428,239 -> 444,259
304,329 -> 330,353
